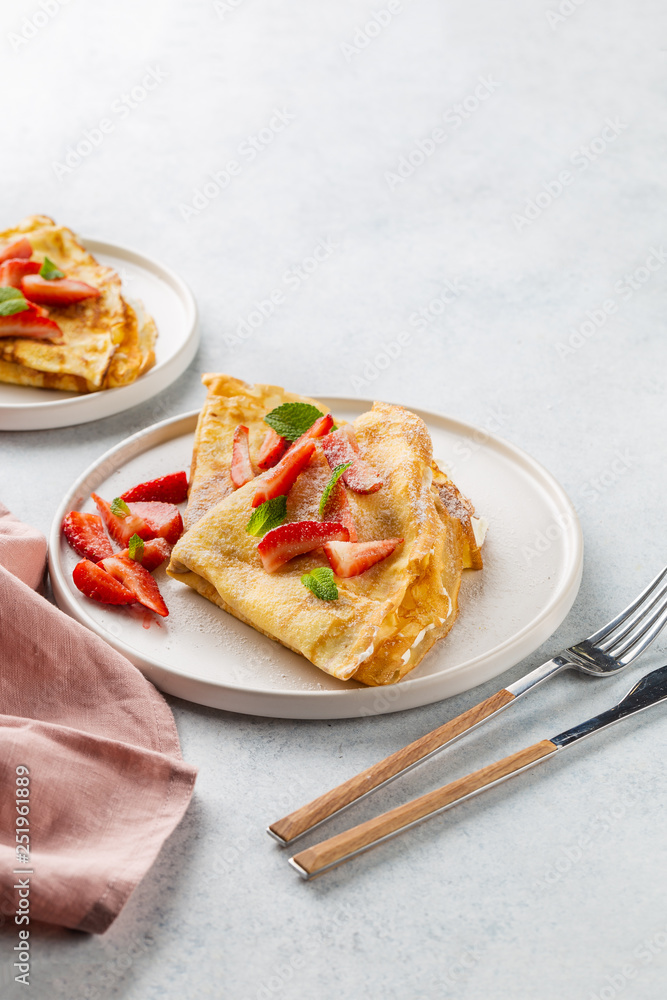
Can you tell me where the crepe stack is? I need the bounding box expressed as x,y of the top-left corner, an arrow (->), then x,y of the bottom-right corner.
168,374 -> 484,686
0,215 -> 157,393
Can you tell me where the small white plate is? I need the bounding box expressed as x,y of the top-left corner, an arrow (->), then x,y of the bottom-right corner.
49,401 -> 583,720
0,239 -> 198,431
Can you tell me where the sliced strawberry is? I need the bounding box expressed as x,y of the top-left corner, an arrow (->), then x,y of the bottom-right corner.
73,559 -> 135,605
230,424 -> 254,488
128,501 -> 183,545
28,302 -> 50,318
62,511 -> 114,562
290,412 -> 334,449
323,538 -> 403,578
323,479 -> 358,542
21,274 -> 100,306
252,439 -> 316,508
0,259 -> 41,288
257,520 -> 349,573
92,494 -> 183,547
92,493 -> 150,547
118,537 -> 172,571
0,305 -> 62,342
320,427 -> 383,494
98,555 -> 168,617
120,471 -> 188,504
340,425 -> 358,446
257,426 -> 288,470
0,238 -> 32,264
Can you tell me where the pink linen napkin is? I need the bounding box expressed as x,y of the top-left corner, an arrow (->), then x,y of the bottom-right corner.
0,503 -> 197,934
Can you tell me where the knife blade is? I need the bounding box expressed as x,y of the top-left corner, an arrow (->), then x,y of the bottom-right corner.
289,664 -> 667,879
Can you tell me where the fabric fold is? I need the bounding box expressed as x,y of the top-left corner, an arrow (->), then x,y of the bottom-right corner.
0,503 -> 197,933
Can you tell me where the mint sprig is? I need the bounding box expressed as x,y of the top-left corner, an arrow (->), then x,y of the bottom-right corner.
0,287 -> 29,316
0,287 -> 24,301
301,567 -> 338,601
264,402 -> 324,442
40,257 -> 65,280
110,497 -> 131,518
246,495 -> 287,537
128,533 -> 144,561
319,462 -> 352,517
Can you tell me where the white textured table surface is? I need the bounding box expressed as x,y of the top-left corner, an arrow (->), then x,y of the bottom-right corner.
1,1 -> 667,997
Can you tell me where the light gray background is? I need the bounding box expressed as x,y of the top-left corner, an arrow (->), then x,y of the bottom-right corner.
1,0 -> 666,998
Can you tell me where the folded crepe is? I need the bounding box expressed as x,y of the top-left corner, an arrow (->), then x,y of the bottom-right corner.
0,215 -> 156,392
168,374 -> 484,686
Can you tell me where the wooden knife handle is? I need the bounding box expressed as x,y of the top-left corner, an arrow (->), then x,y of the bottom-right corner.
291,739 -> 557,878
269,687 -> 516,844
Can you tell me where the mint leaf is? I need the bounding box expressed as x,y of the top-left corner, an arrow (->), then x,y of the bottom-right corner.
319,462 -> 352,517
264,402 -> 323,442
0,287 -> 29,316
0,300 -> 28,316
246,495 -> 287,537
0,288 -> 30,316
128,533 -> 144,561
110,497 -> 131,518
40,257 -> 64,280
301,567 -> 338,601
0,287 -> 25,302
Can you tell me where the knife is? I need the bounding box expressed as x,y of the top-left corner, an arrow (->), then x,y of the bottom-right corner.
288,663 -> 667,879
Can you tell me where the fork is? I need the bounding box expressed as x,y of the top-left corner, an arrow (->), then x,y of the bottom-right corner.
289,662 -> 667,878
268,562 -> 667,846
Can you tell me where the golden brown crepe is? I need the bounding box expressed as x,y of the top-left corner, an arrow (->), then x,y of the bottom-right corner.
432,464 -> 484,570
168,375 -> 484,686
0,215 -> 156,392
184,374 -> 330,529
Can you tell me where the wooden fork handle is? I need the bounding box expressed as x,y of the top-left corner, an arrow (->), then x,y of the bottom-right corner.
291,739 -> 557,878
268,687 -> 516,844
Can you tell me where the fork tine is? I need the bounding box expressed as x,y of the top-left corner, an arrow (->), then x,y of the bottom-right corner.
609,602 -> 667,666
597,576 -> 667,653
586,564 -> 667,645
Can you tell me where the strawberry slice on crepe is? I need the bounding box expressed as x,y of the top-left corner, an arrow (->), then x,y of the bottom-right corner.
257,520 -> 349,572
289,412 -> 334,449
323,538 -> 403,578
0,259 -> 41,288
257,404 -> 331,470
21,274 -> 100,306
0,290 -> 62,342
230,425 -> 254,488
257,427 -> 288,470
252,438 -> 316,508
321,478 -> 357,542
281,441 -> 358,542
0,237 -> 32,264
320,426 -> 383,493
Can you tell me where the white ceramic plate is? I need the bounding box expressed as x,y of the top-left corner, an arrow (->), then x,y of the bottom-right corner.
49,401 -> 583,720
0,239 -> 198,431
